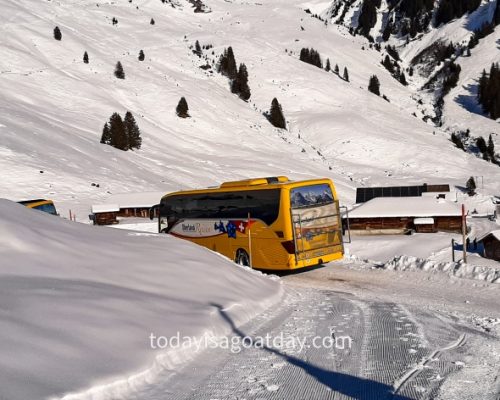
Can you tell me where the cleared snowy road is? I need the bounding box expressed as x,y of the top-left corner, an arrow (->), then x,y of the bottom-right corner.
127,262 -> 499,400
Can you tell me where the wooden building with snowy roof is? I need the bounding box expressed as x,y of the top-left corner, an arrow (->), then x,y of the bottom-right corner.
478,230 -> 500,261
345,197 -> 463,235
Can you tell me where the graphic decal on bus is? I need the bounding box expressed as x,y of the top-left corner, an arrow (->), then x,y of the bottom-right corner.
169,219 -> 255,238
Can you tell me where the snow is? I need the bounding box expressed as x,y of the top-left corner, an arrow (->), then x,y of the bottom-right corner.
91,203 -> 119,213
105,191 -> 166,208
348,196 -> 462,218
1,0 -> 500,223
0,199 -> 281,400
0,0 -> 500,397
413,217 -> 434,225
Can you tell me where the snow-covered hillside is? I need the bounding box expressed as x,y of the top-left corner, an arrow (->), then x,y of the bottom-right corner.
318,0 -> 500,156
0,199 -> 281,400
1,0 -> 499,221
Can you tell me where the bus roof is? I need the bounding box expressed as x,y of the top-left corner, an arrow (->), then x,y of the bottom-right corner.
18,199 -> 53,206
162,177 -> 334,198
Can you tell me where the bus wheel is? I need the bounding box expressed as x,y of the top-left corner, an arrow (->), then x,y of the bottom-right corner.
235,249 -> 250,267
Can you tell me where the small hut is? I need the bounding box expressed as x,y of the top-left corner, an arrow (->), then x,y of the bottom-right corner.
90,192 -> 164,224
90,204 -> 119,225
478,231 -> 500,261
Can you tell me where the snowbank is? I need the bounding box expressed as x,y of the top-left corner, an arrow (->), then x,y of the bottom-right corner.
0,200 -> 282,400
383,255 -> 500,283
346,252 -> 500,284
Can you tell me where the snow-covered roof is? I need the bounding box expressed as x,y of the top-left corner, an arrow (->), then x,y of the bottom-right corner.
349,197 -> 462,218
413,218 -> 435,225
478,230 -> 500,242
105,191 -> 166,208
91,204 -> 119,213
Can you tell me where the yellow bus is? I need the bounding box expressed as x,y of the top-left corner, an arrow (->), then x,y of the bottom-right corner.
18,199 -> 58,215
156,176 -> 344,270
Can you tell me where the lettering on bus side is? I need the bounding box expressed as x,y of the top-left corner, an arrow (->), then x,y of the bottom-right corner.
170,219 -> 255,238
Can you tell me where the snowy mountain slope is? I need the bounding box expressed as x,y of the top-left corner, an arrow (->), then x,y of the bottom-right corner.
0,199 -> 281,400
444,23 -> 500,138
317,0 -> 500,149
0,0 -> 499,221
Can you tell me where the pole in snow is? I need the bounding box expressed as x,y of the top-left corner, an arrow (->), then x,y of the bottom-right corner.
462,204 -> 467,264
247,212 -> 252,268
451,238 -> 455,262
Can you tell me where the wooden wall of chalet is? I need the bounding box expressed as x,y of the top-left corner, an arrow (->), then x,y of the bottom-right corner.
426,184 -> 450,192
482,236 -> 500,261
94,211 -> 118,225
117,208 -> 159,218
346,216 -> 462,233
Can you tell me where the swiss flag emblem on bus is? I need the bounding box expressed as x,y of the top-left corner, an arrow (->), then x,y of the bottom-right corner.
233,219 -> 255,234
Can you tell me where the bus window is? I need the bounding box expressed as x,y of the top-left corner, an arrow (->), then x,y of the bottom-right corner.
290,184 -> 334,208
161,189 -> 281,227
34,203 -> 58,215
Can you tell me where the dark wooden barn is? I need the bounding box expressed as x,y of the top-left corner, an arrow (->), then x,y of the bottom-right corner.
90,204 -> 119,225
478,231 -> 500,261
90,192 -> 164,225
345,197 -> 463,235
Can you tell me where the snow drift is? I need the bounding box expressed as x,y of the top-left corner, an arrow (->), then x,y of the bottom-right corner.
0,199 -> 282,400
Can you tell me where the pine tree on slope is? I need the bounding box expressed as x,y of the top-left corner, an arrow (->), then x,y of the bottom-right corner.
176,97 -> 190,118
124,111 -> 142,150
109,113 -> 128,150
268,98 -> 286,129
114,61 -> 125,79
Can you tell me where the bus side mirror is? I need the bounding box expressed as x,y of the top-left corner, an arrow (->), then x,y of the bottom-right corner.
149,204 -> 159,220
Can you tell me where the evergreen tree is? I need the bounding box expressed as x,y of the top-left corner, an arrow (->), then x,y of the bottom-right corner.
399,72 -> 407,86
325,58 -> 331,72
150,18 -> 155,25
451,133 -> 465,150
53,26 -> 62,41
124,111 -> 142,150
138,50 -> 145,61
382,20 -> 392,41
100,123 -> 111,144
343,67 -> 349,81
231,63 -> 251,101
299,48 -> 322,68
466,176 -> 476,196
194,40 -> 202,57
114,61 -> 125,79
382,55 -> 394,73
109,113 -> 127,150
334,64 -> 339,75
357,0 -> 380,37
488,134 -> 495,159
268,98 -> 286,129
476,136 -> 488,156
477,63 -> 500,120
368,75 -> 380,95
217,46 -> 237,80
83,51 -> 89,64
176,97 -> 190,118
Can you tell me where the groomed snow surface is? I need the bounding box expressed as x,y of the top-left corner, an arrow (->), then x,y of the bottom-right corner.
0,200 -> 281,400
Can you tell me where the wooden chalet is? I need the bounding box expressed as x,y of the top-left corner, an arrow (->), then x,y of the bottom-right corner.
345,197 -> 463,235
90,191 -> 164,225
90,204 -> 119,225
355,183 -> 451,203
